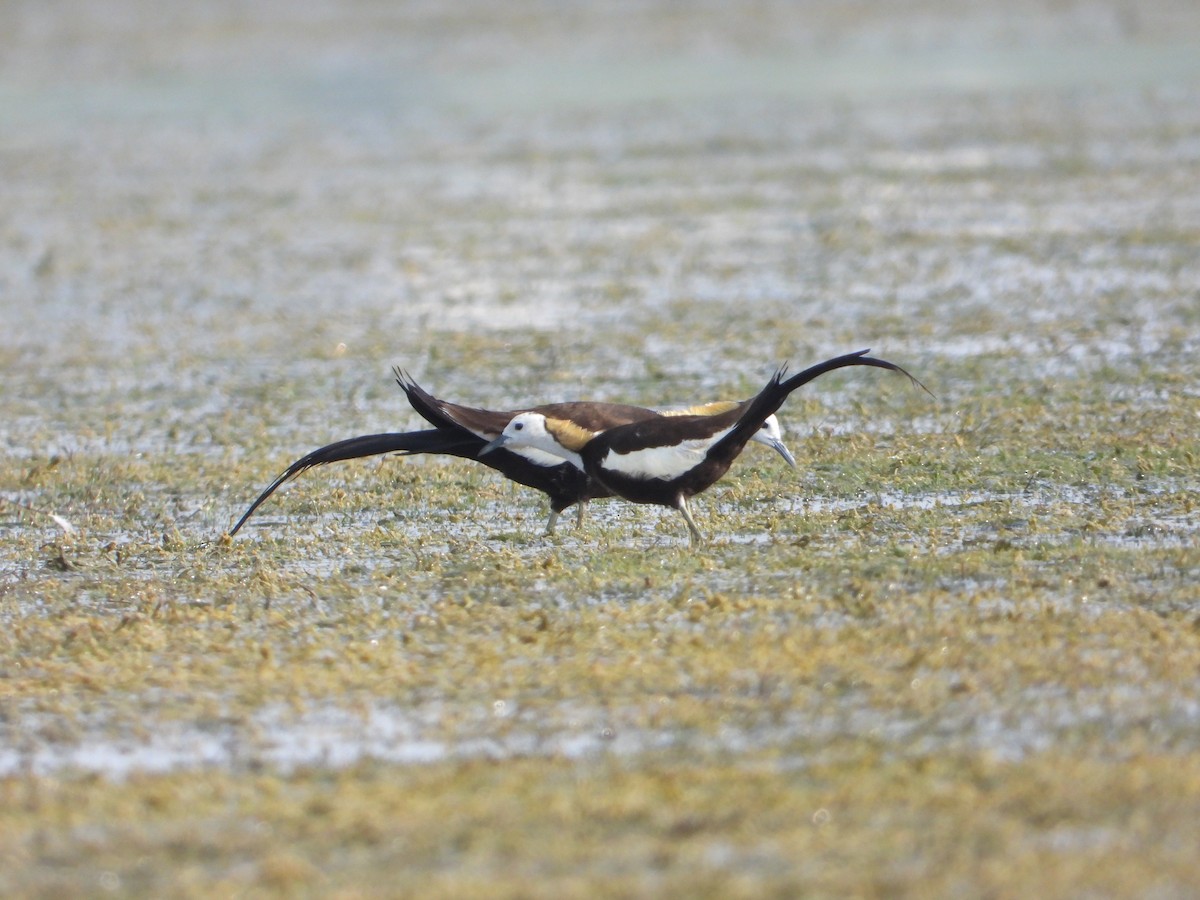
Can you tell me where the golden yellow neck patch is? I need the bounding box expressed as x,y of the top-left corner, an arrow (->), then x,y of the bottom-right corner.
543,417 -> 596,451
667,400 -> 738,417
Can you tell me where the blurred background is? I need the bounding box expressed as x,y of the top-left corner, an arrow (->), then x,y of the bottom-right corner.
3,0 -> 1198,476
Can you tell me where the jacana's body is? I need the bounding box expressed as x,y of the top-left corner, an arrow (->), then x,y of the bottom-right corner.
584,414 -> 746,508
485,350 -> 922,543
395,372 -> 667,527
399,373 -> 795,530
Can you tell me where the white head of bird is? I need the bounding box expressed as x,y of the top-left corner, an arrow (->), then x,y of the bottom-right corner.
755,414 -> 796,468
479,412 -> 585,467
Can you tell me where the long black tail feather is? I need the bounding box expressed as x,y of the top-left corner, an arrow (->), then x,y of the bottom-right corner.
781,350 -> 927,395
715,350 -> 927,461
227,429 -> 482,536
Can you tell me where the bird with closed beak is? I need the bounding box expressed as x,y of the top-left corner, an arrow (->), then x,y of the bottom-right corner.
481,349 -> 924,544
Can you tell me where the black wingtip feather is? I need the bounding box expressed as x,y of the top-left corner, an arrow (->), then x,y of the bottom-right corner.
393,367 -> 418,395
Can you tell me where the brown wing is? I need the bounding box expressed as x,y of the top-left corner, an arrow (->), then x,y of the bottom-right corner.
529,401 -> 659,432
433,398 -> 662,439
395,370 -> 665,438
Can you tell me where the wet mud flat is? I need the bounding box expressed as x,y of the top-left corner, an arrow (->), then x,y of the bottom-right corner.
3,0 -> 1200,895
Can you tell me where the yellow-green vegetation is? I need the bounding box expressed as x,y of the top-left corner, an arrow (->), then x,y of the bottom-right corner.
3,337 -> 1199,895
4,0 -> 1200,895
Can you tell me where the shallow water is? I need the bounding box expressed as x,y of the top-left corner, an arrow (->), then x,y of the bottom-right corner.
7,671 -> 1199,780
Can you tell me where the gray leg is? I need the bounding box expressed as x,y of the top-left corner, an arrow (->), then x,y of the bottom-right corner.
677,496 -> 704,545
544,509 -> 560,534
575,501 -> 587,528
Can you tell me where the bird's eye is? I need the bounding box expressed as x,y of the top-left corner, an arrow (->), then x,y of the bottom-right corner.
514,422 -> 524,431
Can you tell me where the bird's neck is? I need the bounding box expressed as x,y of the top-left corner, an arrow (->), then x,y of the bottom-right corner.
542,416 -> 596,453
664,400 -> 739,416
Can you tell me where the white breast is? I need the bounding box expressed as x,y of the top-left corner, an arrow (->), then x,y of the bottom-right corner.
600,427 -> 733,480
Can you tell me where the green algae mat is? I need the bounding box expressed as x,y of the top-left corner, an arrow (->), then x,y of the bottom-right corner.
3,2 -> 1200,895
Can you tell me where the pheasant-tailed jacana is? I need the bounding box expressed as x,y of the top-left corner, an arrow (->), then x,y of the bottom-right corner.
481,350 -> 924,544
